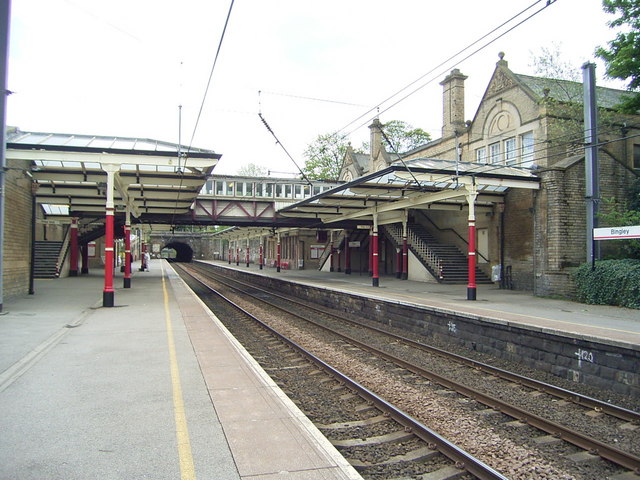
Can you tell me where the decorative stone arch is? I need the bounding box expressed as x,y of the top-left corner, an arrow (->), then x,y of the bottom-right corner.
341,170 -> 354,182
483,100 -> 523,139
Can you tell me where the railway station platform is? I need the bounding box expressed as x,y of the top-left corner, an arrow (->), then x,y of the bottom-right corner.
206,260 -> 640,349
0,259 -> 362,480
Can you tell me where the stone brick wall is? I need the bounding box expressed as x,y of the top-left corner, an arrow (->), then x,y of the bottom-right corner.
502,189 -> 535,290
3,160 -> 33,300
216,264 -> 639,397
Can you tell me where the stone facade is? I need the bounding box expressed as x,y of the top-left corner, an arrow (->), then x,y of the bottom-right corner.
340,53 -> 640,297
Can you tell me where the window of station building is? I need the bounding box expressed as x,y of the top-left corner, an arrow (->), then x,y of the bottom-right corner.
634,144 -> 640,170
313,185 -> 322,195
521,132 -> 535,168
303,185 -> 311,197
489,142 -> 501,164
294,184 -> 303,199
285,184 -> 293,198
504,137 -> 517,166
275,184 -> 285,198
265,183 -> 274,197
475,147 -> 487,163
215,180 -> 225,195
226,181 -> 235,196
236,182 -> 253,196
201,180 -> 214,194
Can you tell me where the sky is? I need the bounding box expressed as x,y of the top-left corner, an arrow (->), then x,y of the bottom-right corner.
6,0 -> 628,176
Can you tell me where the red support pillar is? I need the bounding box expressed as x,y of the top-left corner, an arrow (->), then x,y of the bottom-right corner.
228,246 -> 232,264
139,242 -> 146,271
402,236 -> 408,280
372,226 -> 379,287
123,222 -> 131,288
467,188 -> 478,301
103,208 -> 115,307
467,220 -> 477,300
69,217 -> 78,276
276,235 -> 281,272
368,231 -> 373,276
344,231 -> 351,274
81,243 -> 89,274
337,249 -> 341,272
236,246 -> 239,266
395,247 -> 402,278
245,241 -> 250,267
329,232 -> 334,272
259,241 -> 263,270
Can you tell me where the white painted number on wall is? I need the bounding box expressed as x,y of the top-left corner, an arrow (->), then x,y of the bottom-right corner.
575,348 -> 594,368
447,321 -> 457,334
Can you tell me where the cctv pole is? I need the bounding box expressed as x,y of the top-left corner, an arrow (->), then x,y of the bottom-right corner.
0,0 -> 11,311
583,62 -> 599,270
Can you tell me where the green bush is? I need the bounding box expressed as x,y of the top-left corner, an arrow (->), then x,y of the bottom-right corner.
572,259 -> 640,309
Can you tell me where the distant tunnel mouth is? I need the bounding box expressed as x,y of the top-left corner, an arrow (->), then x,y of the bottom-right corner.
163,242 -> 193,262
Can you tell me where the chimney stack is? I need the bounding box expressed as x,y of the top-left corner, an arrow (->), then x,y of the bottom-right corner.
369,117 -> 383,159
440,68 -> 468,138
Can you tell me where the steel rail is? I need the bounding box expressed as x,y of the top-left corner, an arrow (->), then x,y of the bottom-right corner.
193,261 -> 640,424
188,262 -> 640,474
174,263 -> 509,480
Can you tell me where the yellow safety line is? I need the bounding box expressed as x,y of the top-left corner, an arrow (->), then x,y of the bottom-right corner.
161,263 -> 196,480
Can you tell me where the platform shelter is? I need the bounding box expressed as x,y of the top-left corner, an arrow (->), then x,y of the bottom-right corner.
6,129 -> 220,306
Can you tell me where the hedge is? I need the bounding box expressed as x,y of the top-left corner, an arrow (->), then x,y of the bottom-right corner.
572,259 -> 640,309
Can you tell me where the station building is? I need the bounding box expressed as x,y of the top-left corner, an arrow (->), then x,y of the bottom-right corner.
379,53 -> 640,296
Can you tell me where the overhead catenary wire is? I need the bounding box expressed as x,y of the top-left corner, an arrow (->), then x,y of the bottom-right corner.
170,0 -> 235,226
258,111 -> 314,187
337,0 -> 555,137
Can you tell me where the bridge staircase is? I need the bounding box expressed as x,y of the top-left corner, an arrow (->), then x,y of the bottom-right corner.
382,222 -> 492,284
34,241 -> 64,278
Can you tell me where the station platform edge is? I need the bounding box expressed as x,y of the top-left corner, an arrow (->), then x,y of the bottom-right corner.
0,259 -> 362,480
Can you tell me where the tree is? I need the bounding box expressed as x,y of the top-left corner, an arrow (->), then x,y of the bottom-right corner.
362,120 -> 431,154
303,120 -> 431,180
382,120 -> 431,153
302,132 -> 350,181
596,0 -> 640,113
237,163 -> 268,177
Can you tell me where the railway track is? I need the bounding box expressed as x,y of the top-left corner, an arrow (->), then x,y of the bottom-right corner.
174,261 -> 640,479
173,262 -> 504,479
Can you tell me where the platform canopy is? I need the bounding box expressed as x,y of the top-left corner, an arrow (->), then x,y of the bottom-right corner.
6,128 -> 221,221
278,157 -> 540,225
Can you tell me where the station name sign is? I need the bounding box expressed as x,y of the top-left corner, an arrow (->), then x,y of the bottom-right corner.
593,225 -> 640,240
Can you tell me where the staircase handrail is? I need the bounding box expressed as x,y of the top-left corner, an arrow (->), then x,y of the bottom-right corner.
382,224 -> 443,280
415,210 -> 490,264
55,225 -> 71,277
317,230 -> 346,270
